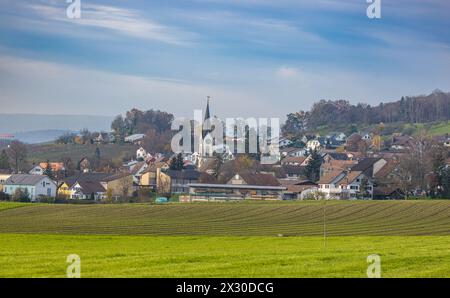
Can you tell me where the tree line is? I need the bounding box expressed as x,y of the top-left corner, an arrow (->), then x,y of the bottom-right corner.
283,90 -> 450,134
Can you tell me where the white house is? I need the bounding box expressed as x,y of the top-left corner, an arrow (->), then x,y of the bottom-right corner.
279,138 -> 293,148
362,133 -> 372,141
136,147 -> 147,160
3,174 -> 57,201
334,133 -> 347,142
29,162 -> 65,176
125,134 -> 146,144
69,181 -> 106,200
317,170 -> 373,200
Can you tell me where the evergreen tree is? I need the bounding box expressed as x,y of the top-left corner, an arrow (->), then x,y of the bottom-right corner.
43,160 -> 54,180
304,149 -> 322,182
95,147 -> 101,160
358,176 -> 369,199
176,153 -> 184,170
0,149 -> 10,170
169,153 -> 184,171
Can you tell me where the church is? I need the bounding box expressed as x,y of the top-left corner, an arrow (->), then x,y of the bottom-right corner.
195,97 -> 233,168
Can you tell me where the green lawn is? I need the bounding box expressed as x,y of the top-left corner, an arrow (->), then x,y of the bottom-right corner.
1,201 -> 450,277
0,234 -> 449,277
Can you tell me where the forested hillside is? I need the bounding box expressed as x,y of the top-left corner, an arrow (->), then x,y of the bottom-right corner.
284,90 -> 450,133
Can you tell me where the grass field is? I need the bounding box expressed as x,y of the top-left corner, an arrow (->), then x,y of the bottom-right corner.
0,200 -> 449,236
1,201 -> 450,277
1,234 -> 449,277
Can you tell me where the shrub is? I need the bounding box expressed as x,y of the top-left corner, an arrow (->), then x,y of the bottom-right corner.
12,188 -> 31,202
0,191 -> 10,201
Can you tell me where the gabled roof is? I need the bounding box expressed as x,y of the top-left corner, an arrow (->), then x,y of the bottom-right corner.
5,174 -> 49,186
325,152 -> 349,160
318,170 -> 344,184
235,172 -> 281,186
337,171 -> 364,186
130,161 -> 147,175
278,179 -> 317,186
102,172 -> 132,182
37,162 -> 65,172
351,158 -> 381,172
282,165 -> 305,175
73,181 -> 106,194
374,159 -> 399,179
281,156 -> 306,164
164,169 -> 201,180
62,173 -> 116,188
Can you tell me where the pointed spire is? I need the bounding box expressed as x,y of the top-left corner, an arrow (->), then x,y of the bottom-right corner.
204,96 -> 211,122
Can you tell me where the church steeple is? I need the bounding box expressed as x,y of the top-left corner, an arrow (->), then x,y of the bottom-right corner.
204,96 -> 211,122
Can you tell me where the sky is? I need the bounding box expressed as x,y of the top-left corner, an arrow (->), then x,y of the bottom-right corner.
0,0 -> 449,119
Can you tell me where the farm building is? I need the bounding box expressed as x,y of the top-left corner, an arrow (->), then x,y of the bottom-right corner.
186,172 -> 286,201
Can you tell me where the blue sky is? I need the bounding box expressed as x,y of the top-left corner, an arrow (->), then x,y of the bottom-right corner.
0,0 -> 449,118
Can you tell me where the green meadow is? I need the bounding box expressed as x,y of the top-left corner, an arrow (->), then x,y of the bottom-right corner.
0,201 -> 449,277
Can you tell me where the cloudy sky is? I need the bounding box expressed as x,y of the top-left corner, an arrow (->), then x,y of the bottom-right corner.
0,0 -> 449,119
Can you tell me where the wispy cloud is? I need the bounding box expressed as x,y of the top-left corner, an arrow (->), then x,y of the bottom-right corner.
21,1 -> 196,45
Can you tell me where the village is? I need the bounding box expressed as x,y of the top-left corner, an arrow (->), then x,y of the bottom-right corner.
1,99 -> 449,204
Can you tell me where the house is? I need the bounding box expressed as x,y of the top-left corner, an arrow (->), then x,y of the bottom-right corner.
70,181 -> 106,200
125,134 -> 146,144
102,172 -> 134,198
3,174 -> 57,201
93,132 -> 113,144
362,133 -> 372,141
187,172 -> 286,201
78,157 -> 91,173
334,133 -> 347,142
282,165 -> 305,179
280,147 -> 307,158
136,147 -> 148,160
140,162 -> 170,190
317,170 -> 373,200
279,179 -> 317,200
321,159 -> 357,178
59,172 -> 133,200
279,138 -> 293,148
130,161 -> 149,185
29,162 -> 65,176
351,158 -> 387,178
281,156 -> 307,166
0,172 -> 12,192
156,168 -> 203,194
391,136 -> 413,151
373,187 -> 404,200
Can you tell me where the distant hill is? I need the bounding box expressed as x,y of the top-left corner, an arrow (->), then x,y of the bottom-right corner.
0,114 -> 114,135
13,130 -> 74,144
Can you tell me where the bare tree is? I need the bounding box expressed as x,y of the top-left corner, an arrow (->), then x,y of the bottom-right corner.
6,141 -> 27,173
